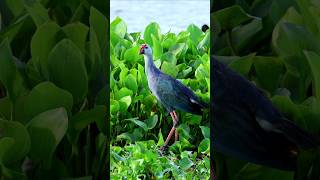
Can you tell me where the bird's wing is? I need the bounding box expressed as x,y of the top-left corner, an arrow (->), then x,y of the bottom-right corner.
155,73 -> 207,114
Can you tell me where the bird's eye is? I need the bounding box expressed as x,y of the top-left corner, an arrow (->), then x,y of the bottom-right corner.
145,47 -> 148,49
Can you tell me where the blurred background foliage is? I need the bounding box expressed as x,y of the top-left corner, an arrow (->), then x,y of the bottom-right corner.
110,18 -> 210,178
212,0 -> 320,179
0,0 -> 108,179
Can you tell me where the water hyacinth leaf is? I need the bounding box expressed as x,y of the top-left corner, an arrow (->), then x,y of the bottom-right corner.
143,94 -> 156,109
195,64 -> 209,80
24,0 -> 49,27
236,164 -> 294,180
146,115 -> 158,129
125,117 -> 148,131
232,18 -> 263,52
0,119 -> 30,164
197,31 -> 210,51
47,39 -> 88,104
110,17 -> 127,38
151,34 -> 163,60
30,22 -> 61,79
169,43 -> 185,57
198,138 -> 210,153
177,123 -> 191,139
0,97 -> 11,120
62,22 -> 89,52
179,157 -> 194,170
117,132 -> 134,142
115,87 -> 133,99
200,126 -> 210,139
27,108 -> 68,168
187,24 -> 202,44
212,5 -> 254,30
304,51 -> 320,98
272,22 -> 320,56
110,100 -> 120,115
0,38 -> 24,102
228,54 -> 254,76
157,130 -> 164,147
144,22 -> 161,46
90,7 -> 108,57
119,96 -> 131,111
24,82 -> 73,120
161,61 -> 178,78
124,74 -> 138,94
71,105 -> 106,131
161,52 -> 177,65
253,56 -> 283,94
124,45 -> 140,62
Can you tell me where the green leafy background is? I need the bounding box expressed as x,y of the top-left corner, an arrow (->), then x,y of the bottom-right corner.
0,0 -> 108,179
110,18 -> 210,179
212,0 -> 320,179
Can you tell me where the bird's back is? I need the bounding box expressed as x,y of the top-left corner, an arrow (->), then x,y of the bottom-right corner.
212,58 -> 319,170
148,70 -> 207,114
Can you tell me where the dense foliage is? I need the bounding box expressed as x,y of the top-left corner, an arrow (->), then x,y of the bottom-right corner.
212,0 -> 320,179
110,18 -> 210,179
0,0 -> 108,179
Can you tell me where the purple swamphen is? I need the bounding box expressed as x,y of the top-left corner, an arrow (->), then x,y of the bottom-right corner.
212,58 -> 320,171
139,44 -> 208,150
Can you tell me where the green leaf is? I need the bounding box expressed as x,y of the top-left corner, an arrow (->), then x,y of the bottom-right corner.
146,115 -> 158,130
24,0 -> 49,27
90,7 -> 108,58
124,74 -> 138,94
125,117 -> 148,131
253,56 -> 283,94
0,38 -> 24,102
200,126 -> 210,139
151,34 -> 163,60
27,108 -> 68,168
0,119 -> 30,164
161,61 -> 178,78
111,17 -> 127,38
179,157 -> 193,170
144,22 -> 161,46
24,82 -> 73,120
237,164 -> 294,180
31,22 -> 61,79
119,96 -> 131,111
47,39 -> 88,104
124,45 -> 140,62
272,22 -> 320,56
304,51 -> 320,98
212,5 -> 255,30
71,105 -> 106,131
110,100 -> 120,115
187,24 -> 202,43
62,22 -> 89,52
157,129 -> 164,147
198,138 -> 210,154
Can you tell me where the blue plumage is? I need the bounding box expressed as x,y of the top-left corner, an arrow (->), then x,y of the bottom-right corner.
140,44 -> 208,149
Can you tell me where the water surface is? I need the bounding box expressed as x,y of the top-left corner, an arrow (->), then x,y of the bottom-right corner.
111,0 -> 210,33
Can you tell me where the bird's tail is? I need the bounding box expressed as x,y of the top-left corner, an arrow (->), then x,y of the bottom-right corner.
279,118 -> 320,149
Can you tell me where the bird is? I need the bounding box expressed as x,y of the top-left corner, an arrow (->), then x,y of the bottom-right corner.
139,44 -> 208,150
212,57 -> 320,171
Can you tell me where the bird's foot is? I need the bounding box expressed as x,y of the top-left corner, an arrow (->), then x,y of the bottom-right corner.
159,145 -> 169,156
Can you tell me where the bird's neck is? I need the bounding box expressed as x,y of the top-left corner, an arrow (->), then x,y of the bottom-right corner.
144,54 -> 157,76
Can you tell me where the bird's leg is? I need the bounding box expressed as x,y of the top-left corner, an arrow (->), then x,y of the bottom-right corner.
161,112 -> 177,151
173,111 -> 179,142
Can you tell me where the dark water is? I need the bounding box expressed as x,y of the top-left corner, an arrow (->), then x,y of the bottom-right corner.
111,0 -> 210,33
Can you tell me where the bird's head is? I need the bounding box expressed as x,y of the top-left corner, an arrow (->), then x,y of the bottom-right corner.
139,44 -> 152,56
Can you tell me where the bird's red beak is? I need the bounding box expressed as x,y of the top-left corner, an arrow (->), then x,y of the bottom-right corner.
139,44 -> 147,55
